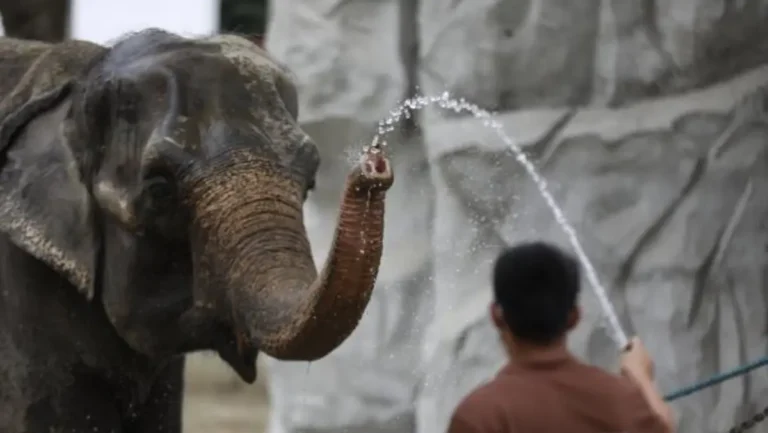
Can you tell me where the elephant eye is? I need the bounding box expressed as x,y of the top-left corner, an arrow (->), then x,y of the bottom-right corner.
143,175 -> 177,212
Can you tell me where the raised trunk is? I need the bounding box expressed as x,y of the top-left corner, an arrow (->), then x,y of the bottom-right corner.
189,146 -> 393,361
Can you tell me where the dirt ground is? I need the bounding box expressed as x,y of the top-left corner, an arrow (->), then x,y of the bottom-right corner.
183,353 -> 272,433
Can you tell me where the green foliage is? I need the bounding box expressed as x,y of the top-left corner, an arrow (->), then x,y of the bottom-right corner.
220,0 -> 268,35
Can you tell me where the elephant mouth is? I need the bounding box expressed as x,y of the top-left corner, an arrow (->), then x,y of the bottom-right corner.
179,306 -> 260,383
216,329 -> 259,383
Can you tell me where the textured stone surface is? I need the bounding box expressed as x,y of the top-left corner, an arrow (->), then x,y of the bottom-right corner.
265,0 -> 768,433
417,69 -> 768,433
417,0 -> 768,109
266,0 -> 408,125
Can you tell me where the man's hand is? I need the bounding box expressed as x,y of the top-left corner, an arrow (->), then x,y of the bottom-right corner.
620,336 -> 675,432
621,336 -> 654,381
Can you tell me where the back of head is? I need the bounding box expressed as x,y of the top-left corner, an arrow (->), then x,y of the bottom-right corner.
493,242 -> 580,345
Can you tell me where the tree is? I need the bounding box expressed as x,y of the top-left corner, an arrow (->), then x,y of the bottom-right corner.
220,0 -> 267,37
0,0 -> 69,42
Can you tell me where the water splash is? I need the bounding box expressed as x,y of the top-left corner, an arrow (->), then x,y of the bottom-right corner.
375,92 -> 629,349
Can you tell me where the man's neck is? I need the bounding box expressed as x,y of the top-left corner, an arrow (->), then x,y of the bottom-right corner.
505,337 -> 570,366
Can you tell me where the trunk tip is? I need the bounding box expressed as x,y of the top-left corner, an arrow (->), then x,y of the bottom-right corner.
355,146 -> 394,191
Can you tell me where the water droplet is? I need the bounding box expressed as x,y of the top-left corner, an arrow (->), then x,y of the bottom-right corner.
364,91 -> 627,349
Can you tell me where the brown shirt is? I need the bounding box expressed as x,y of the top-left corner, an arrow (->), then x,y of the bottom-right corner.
447,349 -> 668,433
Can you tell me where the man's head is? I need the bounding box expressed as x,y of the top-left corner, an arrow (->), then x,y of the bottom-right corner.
490,242 -> 581,346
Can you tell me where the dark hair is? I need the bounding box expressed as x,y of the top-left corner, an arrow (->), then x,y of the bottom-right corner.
492,242 -> 580,344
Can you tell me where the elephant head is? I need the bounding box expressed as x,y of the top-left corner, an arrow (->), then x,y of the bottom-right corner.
0,30 -> 394,382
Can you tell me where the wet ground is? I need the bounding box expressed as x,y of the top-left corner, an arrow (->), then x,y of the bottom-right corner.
184,354 -> 271,433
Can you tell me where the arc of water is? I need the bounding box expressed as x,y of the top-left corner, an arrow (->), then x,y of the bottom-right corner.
376,92 -> 629,350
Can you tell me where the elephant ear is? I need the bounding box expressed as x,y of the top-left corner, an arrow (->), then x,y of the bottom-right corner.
0,40 -> 106,299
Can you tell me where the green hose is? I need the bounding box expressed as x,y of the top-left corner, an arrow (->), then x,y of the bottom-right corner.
664,356 -> 768,402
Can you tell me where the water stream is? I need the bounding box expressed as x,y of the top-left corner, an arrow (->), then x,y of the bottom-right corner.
374,92 -> 629,349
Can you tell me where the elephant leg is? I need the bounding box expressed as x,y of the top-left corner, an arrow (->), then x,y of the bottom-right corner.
126,356 -> 185,433
24,375 -> 123,433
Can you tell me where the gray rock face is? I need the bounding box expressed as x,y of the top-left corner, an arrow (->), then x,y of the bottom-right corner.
418,0 -> 768,109
265,0 -> 768,433
266,0 -> 408,125
418,71 -> 768,433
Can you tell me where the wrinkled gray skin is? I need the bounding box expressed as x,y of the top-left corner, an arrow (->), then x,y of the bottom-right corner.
0,30 -> 387,433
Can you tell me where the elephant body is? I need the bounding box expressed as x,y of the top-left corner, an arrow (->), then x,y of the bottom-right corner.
0,31 -> 393,433
0,235 -> 185,432
0,37 -> 151,433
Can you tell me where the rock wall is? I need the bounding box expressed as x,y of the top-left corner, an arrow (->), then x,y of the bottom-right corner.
264,1 -> 768,433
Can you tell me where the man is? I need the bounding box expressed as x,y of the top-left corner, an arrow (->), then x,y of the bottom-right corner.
448,242 -> 675,433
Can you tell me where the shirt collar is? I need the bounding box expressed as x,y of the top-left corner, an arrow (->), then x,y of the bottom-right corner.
500,344 -> 573,373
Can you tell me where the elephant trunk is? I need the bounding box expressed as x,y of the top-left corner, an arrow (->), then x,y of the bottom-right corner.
188,146 -> 393,364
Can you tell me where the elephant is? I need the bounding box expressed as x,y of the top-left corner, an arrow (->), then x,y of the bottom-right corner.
0,29 -> 394,433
